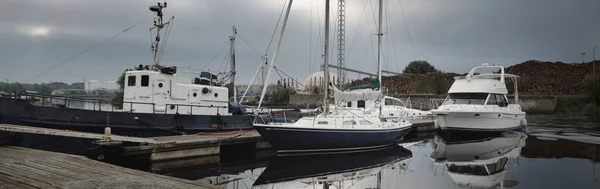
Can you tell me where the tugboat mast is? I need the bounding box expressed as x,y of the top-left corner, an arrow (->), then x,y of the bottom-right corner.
150,2 -> 168,67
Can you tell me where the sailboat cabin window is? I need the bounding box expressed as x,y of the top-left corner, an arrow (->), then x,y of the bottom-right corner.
347,102 -> 352,107
358,100 -> 366,108
127,76 -> 136,86
317,121 -> 328,124
443,93 -> 487,105
141,75 -> 149,87
343,120 -> 356,125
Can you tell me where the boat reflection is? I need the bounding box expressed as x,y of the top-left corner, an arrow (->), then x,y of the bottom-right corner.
430,131 -> 527,189
252,145 -> 413,189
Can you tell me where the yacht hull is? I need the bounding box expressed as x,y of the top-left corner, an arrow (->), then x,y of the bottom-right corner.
253,124 -> 412,153
433,111 -> 526,131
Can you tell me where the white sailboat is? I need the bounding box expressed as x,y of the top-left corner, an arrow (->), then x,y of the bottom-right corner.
253,0 -> 412,153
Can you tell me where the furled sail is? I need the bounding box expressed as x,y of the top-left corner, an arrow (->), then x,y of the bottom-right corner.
330,82 -> 382,102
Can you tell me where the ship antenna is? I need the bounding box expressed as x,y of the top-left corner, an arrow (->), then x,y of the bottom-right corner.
150,2 -> 168,67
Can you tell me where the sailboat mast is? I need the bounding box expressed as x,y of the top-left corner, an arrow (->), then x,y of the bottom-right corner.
377,0 -> 383,90
323,0 -> 330,114
230,26 -> 237,103
257,0 -> 294,108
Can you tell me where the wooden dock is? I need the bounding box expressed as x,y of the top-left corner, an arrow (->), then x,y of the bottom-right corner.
108,130 -> 268,159
0,146 -> 218,189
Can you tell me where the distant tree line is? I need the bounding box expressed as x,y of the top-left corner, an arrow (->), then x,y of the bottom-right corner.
0,82 -> 84,95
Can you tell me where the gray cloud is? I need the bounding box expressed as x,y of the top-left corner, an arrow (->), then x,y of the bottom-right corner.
2,0 -> 600,84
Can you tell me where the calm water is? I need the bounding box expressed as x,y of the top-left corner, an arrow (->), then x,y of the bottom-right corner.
160,125 -> 600,189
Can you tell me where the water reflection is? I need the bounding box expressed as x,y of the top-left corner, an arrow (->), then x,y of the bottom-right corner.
253,145 -> 413,189
430,131 -> 527,189
170,126 -> 600,189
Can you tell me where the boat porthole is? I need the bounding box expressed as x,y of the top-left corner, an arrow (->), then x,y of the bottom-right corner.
170,105 -> 175,110
202,87 -> 209,94
158,83 -> 163,88
214,93 -> 218,97
498,114 -> 501,117
193,92 -> 197,97
515,115 -> 517,117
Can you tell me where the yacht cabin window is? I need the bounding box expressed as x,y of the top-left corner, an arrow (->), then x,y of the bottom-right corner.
141,75 -> 149,87
127,76 -> 136,86
359,120 -> 372,125
443,93 -> 487,105
347,102 -> 352,107
486,93 -> 509,106
343,120 -> 356,125
358,100 -> 366,108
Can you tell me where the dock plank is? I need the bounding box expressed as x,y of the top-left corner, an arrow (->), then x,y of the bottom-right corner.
0,146 -> 218,189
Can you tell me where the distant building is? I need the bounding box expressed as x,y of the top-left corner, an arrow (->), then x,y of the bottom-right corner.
84,80 -> 119,91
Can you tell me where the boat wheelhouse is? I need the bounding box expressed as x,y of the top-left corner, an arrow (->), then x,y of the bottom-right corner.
431,63 -> 527,131
122,66 -> 231,116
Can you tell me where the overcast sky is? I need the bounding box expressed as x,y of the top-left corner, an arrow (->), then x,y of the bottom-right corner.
3,0 -> 600,84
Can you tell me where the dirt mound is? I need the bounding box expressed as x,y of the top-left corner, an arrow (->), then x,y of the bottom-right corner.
505,60 -> 594,95
349,60 -> 597,95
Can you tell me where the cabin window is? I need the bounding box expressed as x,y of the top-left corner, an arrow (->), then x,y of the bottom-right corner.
158,83 -> 163,88
343,120 -> 356,125
141,75 -> 149,87
127,76 -> 136,86
443,93 -> 488,105
486,93 -> 497,105
358,100 -> 366,108
347,102 -> 352,107
359,120 -> 372,125
317,121 -> 328,124
193,92 -> 197,97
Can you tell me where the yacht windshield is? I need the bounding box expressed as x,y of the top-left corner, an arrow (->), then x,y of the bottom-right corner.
443,93 -> 488,105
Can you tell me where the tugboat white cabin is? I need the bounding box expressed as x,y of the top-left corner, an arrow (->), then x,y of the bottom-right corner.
123,66 -> 231,116
431,63 -> 527,131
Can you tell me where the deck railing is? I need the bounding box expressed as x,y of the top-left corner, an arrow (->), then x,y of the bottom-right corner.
2,91 -> 307,117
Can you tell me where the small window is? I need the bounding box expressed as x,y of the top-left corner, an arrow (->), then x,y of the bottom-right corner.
486,94 -> 497,105
158,83 -> 163,88
214,93 -> 219,97
317,121 -> 328,124
347,101 -> 352,107
127,76 -> 136,86
343,120 -> 356,125
193,92 -> 197,97
141,75 -> 149,87
359,120 -> 372,125
357,100 -> 366,108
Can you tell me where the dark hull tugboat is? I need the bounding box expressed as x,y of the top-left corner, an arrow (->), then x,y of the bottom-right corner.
0,2 -> 256,138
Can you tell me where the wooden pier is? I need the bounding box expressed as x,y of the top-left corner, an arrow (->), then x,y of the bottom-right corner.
0,146 -> 217,189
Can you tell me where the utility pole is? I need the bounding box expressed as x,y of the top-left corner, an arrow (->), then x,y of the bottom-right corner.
582,52 -> 586,64
230,26 -> 237,103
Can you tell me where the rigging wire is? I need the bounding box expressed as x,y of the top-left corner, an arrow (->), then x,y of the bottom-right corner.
265,0 -> 288,55
201,40 -> 231,70
238,33 -> 265,58
158,16 -> 175,63
398,0 -> 416,60
386,0 -> 400,71
346,0 -> 369,62
27,15 -> 154,82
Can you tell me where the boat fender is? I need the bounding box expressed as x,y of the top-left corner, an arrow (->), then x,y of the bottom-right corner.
520,119 -> 527,127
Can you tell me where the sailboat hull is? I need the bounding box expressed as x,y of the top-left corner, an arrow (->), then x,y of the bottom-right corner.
253,124 -> 412,153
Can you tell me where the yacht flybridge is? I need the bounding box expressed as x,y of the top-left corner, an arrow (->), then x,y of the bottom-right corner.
431,63 -> 527,131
